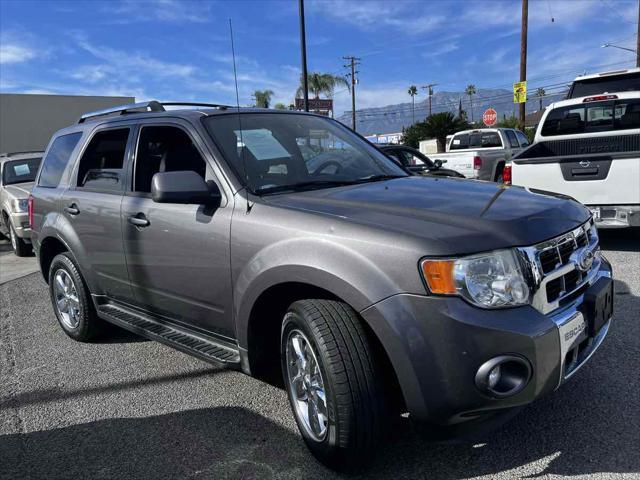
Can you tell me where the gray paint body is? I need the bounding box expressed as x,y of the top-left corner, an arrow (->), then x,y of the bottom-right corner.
30,107 -> 604,424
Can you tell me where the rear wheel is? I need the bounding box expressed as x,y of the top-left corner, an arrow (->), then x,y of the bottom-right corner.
281,299 -> 389,470
9,224 -> 30,257
48,252 -> 104,342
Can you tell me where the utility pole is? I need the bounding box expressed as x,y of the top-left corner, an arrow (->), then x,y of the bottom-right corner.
519,0 -> 528,129
343,56 -> 361,131
298,0 -> 309,111
421,83 -> 438,117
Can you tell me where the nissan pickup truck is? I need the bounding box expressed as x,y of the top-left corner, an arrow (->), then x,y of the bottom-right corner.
29,101 -> 614,470
0,151 -> 42,255
509,91 -> 640,228
432,128 -> 529,181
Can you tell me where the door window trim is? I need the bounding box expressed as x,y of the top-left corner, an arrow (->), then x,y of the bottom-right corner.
126,121 -> 227,205
70,125 -> 134,195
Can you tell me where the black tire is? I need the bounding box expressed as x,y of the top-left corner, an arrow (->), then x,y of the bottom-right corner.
281,299 -> 389,470
48,252 -> 103,342
9,224 -> 31,257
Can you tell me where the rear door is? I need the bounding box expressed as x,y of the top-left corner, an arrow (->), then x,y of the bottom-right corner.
121,121 -> 234,339
512,97 -> 640,205
62,126 -> 134,301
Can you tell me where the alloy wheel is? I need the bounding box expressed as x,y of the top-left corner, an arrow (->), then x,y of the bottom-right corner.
53,269 -> 81,329
286,329 -> 328,442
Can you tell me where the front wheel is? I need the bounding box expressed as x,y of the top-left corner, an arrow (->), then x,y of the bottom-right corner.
9,224 -> 31,257
281,299 -> 389,470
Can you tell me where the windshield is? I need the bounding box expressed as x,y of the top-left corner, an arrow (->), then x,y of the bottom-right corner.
569,72 -> 640,98
2,157 -> 41,185
204,113 -> 406,194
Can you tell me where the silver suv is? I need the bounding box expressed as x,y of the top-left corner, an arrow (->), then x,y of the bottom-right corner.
0,151 -> 42,256
29,101 -> 614,469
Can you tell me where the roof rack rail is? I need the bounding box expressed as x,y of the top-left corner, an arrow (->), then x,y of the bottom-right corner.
78,101 -> 165,124
161,102 -> 230,110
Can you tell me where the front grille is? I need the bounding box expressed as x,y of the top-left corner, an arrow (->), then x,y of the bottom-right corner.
521,219 -> 599,314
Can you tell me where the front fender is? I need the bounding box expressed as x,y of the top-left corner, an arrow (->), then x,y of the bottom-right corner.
234,237 -> 401,349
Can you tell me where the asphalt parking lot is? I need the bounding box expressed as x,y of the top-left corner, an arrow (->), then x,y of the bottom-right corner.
1,230 -> 638,480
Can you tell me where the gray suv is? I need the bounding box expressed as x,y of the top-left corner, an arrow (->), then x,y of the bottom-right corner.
29,101 -> 614,469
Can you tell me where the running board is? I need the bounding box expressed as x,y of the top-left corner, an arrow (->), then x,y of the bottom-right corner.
97,303 -> 241,368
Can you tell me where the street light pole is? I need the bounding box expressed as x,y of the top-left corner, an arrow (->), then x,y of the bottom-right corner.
298,0 -> 309,112
601,43 -> 639,67
519,0 -> 528,130
637,0 -> 640,67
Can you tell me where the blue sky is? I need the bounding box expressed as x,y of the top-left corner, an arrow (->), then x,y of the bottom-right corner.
1,0 -> 638,115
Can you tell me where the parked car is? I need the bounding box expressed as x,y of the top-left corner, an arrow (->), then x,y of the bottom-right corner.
379,145 -> 465,178
30,101 -> 613,469
432,128 -> 530,181
567,67 -> 640,99
508,91 -> 640,228
0,151 -> 42,256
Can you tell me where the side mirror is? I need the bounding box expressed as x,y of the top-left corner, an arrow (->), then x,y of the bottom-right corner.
151,171 -> 221,205
433,159 -> 443,169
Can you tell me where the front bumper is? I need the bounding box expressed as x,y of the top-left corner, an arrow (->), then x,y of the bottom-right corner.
588,205 -> 640,228
360,257 -> 613,425
7,211 -> 31,239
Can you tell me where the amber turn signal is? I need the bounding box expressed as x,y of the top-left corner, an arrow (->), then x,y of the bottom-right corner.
421,259 -> 456,294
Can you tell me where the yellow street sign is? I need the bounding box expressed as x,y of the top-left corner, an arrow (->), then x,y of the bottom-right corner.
513,81 -> 527,103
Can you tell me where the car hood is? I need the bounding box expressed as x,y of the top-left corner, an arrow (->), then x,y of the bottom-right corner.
3,182 -> 35,199
264,176 -> 590,255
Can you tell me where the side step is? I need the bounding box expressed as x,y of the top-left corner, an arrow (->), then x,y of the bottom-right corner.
97,303 -> 241,368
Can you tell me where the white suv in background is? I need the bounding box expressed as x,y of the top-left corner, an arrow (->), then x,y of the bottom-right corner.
509,92 -> 640,228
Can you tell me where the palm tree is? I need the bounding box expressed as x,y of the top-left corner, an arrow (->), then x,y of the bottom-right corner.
536,87 -> 546,111
407,85 -> 418,124
424,112 -> 467,152
296,72 -> 349,100
253,89 -> 274,108
465,84 -> 477,123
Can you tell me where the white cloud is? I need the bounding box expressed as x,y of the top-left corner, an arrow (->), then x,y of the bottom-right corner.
0,44 -> 37,64
108,0 -> 212,24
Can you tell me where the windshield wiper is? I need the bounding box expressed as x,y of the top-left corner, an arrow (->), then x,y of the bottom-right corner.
255,180 -> 355,195
352,174 -> 406,184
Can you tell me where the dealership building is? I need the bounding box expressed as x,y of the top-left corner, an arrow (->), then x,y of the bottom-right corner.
0,93 -> 135,154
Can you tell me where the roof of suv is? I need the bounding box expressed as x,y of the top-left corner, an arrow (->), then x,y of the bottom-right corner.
572,67 -> 640,82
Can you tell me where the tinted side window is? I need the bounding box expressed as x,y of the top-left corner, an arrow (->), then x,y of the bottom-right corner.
515,131 -> 530,147
505,130 -> 519,148
449,134 -> 469,150
38,132 -> 82,188
134,126 -> 207,193
77,128 -> 129,191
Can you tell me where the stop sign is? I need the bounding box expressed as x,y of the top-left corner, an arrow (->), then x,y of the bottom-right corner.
483,108 -> 497,126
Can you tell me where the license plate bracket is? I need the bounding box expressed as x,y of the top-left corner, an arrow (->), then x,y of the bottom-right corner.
581,277 -> 614,336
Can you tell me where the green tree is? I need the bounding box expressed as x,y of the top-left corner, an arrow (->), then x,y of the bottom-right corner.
424,112 -> 468,152
296,72 -> 349,99
407,85 -> 418,125
465,84 -> 477,123
253,89 -> 274,108
497,115 -> 520,129
535,87 -> 546,111
402,122 -> 430,149
274,102 -> 287,110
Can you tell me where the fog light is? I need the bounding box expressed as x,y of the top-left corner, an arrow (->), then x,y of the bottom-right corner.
488,365 -> 501,389
475,355 -> 532,398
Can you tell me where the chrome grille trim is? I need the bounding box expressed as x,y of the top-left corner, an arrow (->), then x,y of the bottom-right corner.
518,219 -> 600,315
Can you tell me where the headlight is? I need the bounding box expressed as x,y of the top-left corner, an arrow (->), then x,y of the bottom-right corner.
420,249 -> 530,308
11,199 -> 29,213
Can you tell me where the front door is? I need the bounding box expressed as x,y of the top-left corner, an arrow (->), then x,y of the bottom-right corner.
121,124 -> 234,339
63,126 -> 133,302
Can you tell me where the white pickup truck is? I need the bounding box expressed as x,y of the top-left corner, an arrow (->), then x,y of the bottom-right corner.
431,128 -> 530,181
509,91 -> 640,228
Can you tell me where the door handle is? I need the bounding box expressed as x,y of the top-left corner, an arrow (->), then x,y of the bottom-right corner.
128,214 -> 150,227
64,204 -> 80,216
